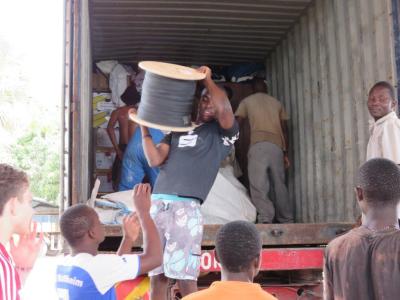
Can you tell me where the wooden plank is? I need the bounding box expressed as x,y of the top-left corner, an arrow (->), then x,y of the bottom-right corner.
103,223 -> 353,248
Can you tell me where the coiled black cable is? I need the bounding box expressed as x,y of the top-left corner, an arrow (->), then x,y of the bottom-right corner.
137,72 -> 196,128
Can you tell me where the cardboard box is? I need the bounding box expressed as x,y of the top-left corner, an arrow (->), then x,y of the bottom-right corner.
96,173 -> 114,193
95,151 -> 116,170
95,128 -> 119,148
92,72 -> 109,91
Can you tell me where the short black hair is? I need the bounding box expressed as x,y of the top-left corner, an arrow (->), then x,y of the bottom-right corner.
252,77 -> 268,93
0,164 -> 29,215
215,221 -> 262,273
357,158 -> 400,206
60,204 -> 97,247
369,81 -> 396,100
121,85 -> 141,106
222,86 -> 233,100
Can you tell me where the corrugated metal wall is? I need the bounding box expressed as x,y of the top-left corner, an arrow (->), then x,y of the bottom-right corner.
266,0 -> 397,222
90,0 -> 312,65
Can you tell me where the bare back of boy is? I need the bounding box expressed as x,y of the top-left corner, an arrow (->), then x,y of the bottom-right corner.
116,106 -> 137,145
108,106 -> 137,159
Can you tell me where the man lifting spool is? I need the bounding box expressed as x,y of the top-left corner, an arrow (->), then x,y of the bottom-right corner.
130,62 -> 239,299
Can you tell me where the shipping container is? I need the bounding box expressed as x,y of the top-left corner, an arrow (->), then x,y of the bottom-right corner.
61,0 -> 400,298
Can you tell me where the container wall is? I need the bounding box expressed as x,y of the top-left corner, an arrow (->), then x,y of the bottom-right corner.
70,0 -> 92,205
80,0 -> 93,202
267,0 -> 397,222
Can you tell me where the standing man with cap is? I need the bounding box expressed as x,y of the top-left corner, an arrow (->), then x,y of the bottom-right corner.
235,78 -> 293,224
140,66 -> 239,299
366,81 -> 400,165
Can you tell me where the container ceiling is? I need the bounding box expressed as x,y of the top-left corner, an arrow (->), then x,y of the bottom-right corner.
90,0 -> 312,66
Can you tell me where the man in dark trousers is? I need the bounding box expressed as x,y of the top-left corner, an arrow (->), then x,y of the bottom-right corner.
235,78 -> 293,224
140,66 -> 239,299
324,158 -> 400,300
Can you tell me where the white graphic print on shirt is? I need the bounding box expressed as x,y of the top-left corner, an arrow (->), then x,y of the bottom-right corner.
178,132 -> 198,148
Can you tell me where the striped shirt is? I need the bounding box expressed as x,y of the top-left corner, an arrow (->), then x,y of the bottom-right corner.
0,243 -> 21,300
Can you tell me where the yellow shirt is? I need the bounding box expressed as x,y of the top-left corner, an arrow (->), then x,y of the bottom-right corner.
235,92 -> 288,150
182,281 -> 277,300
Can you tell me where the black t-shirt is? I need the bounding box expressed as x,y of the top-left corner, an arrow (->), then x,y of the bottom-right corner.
153,120 -> 239,203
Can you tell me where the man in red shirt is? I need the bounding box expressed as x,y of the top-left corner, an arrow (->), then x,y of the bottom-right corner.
0,164 -> 43,300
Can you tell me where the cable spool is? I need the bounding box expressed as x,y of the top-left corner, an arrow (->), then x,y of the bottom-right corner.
129,61 -> 206,132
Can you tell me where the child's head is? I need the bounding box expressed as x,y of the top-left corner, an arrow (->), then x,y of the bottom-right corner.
356,158 -> 400,212
0,164 -> 34,235
215,220 -> 262,279
60,204 -> 105,250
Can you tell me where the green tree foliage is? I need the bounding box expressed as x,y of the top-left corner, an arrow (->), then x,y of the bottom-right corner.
0,32 -> 60,205
0,1 -> 62,206
8,122 -> 60,204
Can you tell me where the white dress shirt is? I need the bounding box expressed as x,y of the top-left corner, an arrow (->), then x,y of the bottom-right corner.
366,111 -> 400,164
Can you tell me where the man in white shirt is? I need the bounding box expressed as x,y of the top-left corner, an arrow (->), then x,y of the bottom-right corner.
366,81 -> 400,165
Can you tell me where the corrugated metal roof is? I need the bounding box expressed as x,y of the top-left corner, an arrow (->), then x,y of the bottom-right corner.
90,0 -> 312,65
